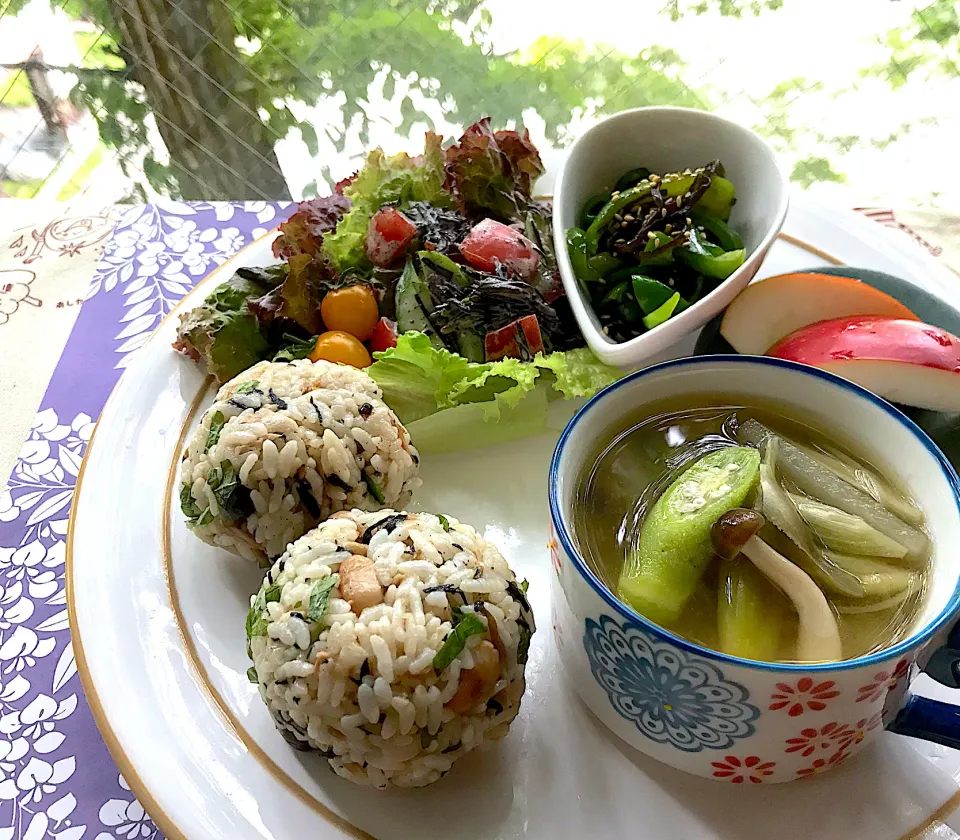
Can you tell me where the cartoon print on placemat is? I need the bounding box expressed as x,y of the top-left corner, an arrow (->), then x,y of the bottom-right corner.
0,270 -> 41,326
8,210 -> 121,265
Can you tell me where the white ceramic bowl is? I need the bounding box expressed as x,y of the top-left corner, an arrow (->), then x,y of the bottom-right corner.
552,107 -> 790,369
549,356 -> 960,782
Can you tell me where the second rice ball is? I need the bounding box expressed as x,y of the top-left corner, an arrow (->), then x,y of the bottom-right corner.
180,360 -> 420,564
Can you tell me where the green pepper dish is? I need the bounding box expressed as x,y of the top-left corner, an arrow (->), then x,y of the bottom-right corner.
565,160 -> 745,343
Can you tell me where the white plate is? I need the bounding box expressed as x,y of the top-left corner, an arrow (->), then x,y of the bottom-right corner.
68,193 -> 960,840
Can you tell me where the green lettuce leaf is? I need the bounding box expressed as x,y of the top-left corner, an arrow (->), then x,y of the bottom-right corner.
368,331 -> 620,453
173,268 -> 281,383
445,356 -> 541,421
324,132 -> 454,272
175,305 -> 271,384
533,347 -> 622,399
365,331 -> 473,422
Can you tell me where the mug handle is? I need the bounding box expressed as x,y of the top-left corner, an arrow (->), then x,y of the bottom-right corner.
888,621 -> 960,750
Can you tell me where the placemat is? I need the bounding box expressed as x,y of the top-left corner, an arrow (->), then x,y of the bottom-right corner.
0,199 -> 126,495
0,201 -> 283,840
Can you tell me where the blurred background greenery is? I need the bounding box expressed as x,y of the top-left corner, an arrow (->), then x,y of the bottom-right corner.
0,0 -> 956,218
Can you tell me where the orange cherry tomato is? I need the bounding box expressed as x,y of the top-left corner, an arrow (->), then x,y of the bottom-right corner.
308,331 -> 372,368
320,284 -> 379,341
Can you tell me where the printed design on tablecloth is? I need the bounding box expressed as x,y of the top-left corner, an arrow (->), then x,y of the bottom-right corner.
95,775 -> 159,839
856,658 -> 909,703
85,201 -> 283,370
711,755 -> 776,783
0,202 -> 280,838
8,211 -> 120,265
784,722 -> 853,757
584,615 -> 759,752
769,677 -> 840,716
0,270 -> 41,326
0,408 -> 89,838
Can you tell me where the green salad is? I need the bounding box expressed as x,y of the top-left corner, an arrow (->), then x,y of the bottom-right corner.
173,119 -> 621,454
566,161 -> 745,343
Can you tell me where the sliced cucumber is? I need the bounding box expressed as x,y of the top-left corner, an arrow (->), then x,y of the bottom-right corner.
395,258 -> 444,349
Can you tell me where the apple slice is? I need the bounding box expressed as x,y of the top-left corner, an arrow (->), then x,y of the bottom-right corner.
721,272 -> 918,355
767,316 -> 960,411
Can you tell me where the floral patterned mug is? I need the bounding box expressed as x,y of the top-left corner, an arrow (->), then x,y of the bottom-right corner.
548,356 -> 960,783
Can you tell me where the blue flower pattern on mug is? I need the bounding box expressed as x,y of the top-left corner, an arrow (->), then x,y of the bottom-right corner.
584,616 -> 759,752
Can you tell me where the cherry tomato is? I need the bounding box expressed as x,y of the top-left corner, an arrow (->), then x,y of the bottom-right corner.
320,284 -> 379,341
308,331 -> 372,368
458,218 -> 540,281
365,207 -> 418,267
369,317 -> 399,353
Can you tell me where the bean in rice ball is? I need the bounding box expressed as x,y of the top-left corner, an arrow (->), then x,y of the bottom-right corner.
180,360 -> 420,564
246,508 -> 535,788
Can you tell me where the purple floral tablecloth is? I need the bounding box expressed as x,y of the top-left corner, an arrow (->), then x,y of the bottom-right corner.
0,201 -> 285,840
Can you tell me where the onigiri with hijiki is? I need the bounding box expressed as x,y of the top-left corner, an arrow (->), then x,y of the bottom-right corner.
179,359 -> 420,564
246,508 -> 535,788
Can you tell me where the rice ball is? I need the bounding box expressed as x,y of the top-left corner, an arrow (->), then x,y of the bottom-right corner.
246,509 -> 535,788
180,360 -> 421,564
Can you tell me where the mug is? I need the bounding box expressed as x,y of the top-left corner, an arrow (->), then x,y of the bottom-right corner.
548,356 -> 960,783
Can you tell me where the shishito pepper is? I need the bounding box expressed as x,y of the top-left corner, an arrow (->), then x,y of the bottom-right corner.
566,227 -> 592,281
678,246 -> 745,279
697,175 -> 737,221
566,228 -> 622,281
677,229 -> 745,280
587,252 -> 622,278
691,210 -> 744,251
642,292 -> 682,329
584,173 -> 697,253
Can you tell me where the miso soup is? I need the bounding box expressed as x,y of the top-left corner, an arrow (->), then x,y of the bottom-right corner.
572,400 -> 930,663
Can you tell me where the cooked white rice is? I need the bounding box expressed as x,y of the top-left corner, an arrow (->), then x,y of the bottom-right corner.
247,509 -> 535,788
180,360 -> 421,564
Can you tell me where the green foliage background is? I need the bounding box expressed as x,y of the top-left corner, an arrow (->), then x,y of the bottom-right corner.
2,0 -> 957,200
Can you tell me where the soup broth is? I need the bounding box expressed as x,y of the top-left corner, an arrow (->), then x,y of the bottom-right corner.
572,400 -> 930,664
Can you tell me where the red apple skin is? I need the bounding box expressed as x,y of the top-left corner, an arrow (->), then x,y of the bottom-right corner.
720,272 -> 918,355
767,316 -> 960,411
767,316 -> 960,369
